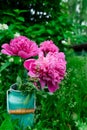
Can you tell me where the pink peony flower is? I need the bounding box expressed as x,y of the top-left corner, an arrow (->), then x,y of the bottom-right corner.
24,51 -> 66,92
1,36 -> 38,59
39,40 -> 59,55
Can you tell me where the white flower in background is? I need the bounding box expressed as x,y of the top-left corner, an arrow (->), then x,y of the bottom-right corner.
9,57 -> 14,62
71,32 -> 74,34
0,23 -> 8,30
76,4 -> 80,13
2,24 -> 8,30
61,40 -> 69,45
62,0 -> 68,2
14,32 -> 20,37
61,38 -> 71,45
81,21 -> 87,26
61,40 -> 66,44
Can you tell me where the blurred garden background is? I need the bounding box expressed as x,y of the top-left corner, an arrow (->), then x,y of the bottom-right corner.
0,0 -> 87,129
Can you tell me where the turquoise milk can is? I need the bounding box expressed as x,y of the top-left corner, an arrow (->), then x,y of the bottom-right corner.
7,84 -> 36,129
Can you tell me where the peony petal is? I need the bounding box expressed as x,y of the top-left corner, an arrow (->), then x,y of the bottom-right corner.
47,82 -> 59,92
40,79 -> 46,88
39,40 -> 59,54
24,59 -> 36,70
1,43 -> 14,55
28,71 -> 37,77
1,49 -> 12,55
1,36 -> 39,58
1,43 -> 10,49
18,51 -> 29,59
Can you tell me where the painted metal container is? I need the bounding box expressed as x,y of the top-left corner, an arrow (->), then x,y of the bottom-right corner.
7,84 -> 36,129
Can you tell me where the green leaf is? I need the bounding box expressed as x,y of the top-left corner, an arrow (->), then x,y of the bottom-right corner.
0,116 -> 14,130
14,9 -> 28,14
13,56 -> 21,64
47,29 -> 54,35
0,35 -> 4,40
3,11 -> 15,17
16,76 -> 22,90
17,17 -> 25,22
24,94 -> 30,104
0,62 -> 11,72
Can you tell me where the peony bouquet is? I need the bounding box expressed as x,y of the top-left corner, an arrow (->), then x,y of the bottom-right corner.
1,36 -> 66,93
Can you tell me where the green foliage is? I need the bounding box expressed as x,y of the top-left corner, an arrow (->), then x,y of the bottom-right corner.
62,23 -> 87,45
0,114 -> 14,130
32,54 -> 87,130
0,61 -> 11,73
0,0 -> 87,46
61,0 -> 87,45
0,0 -> 87,129
0,9 -> 72,50
1,50 -> 87,129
